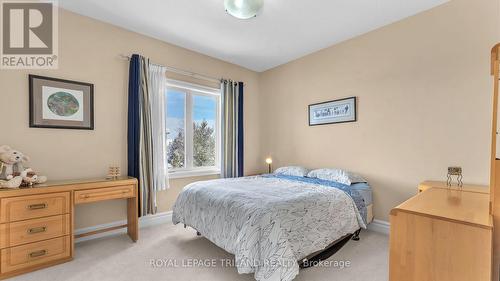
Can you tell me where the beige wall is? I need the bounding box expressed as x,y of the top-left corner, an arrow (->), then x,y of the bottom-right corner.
258,0 -> 500,221
1,0 -> 498,228
0,9 -> 262,229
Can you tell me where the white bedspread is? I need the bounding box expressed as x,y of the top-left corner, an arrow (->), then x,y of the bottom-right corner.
172,176 -> 365,281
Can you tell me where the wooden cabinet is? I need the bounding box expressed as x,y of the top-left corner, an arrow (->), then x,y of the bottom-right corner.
389,187 -> 493,281
0,191 -> 71,278
490,43 -> 500,281
0,177 -> 138,280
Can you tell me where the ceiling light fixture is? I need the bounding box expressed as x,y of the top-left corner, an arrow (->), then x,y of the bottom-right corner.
224,0 -> 264,19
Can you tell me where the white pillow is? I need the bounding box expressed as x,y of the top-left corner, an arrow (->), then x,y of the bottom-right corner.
307,168 -> 366,185
274,166 -> 309,177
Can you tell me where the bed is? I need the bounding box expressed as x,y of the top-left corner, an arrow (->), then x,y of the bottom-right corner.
172,174 -> 372,281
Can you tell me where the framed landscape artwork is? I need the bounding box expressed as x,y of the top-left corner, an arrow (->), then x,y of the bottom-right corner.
29,75 -> 94,130
308,97 -> 357,126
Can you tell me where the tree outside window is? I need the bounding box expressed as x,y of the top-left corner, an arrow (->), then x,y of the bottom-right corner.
166,83 -> 220,174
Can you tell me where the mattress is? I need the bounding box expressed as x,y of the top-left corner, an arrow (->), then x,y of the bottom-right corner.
351,183 -> 373,224
172,175 -> 366,281
351,182 -> 373,206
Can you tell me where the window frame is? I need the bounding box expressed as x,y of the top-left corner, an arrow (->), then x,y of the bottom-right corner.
166,79 -> 221,178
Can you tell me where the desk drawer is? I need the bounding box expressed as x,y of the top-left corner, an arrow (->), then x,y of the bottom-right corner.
0,215 -> 70,248
0,236 -> 71,274
0,193 -> 70,223
74,185 -> 135,204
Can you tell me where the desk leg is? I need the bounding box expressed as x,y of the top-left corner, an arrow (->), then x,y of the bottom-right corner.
127,194 -> 139,242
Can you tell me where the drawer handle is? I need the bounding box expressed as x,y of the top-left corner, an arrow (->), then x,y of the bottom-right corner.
27,203 -> 47,210
28,226 -> 47,234
28,249 -> 47,258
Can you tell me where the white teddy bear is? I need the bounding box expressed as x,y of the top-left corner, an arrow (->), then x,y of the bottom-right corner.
0,145 -> 30,180
0,145 -> 47,188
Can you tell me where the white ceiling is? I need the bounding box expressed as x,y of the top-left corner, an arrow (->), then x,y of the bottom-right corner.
59,0 -> 448,72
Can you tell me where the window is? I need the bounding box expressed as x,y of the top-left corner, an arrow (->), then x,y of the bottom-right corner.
166,80 -> 220,178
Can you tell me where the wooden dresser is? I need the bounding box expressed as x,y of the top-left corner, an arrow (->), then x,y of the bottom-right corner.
0,177 -> 138,279
389,186 -> 493,281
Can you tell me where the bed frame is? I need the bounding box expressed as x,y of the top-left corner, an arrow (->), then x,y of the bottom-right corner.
187,224 -> 361,270
299,229 -> 361,269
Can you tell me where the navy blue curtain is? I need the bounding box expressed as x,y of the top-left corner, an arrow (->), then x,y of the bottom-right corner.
127,54 -> 141,189
237,82 -> 244,177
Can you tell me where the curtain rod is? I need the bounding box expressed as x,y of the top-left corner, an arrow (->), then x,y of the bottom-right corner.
119,54 -> 222,84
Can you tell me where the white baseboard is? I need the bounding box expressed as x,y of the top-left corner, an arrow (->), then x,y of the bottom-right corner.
367,219 -> 390,235
75,211 -> 388,243
75,211 -> 173,243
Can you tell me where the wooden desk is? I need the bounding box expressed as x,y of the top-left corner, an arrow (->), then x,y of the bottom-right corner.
0,177 -> 138,279
389,187 -> 492,281
418,180 -> 489,194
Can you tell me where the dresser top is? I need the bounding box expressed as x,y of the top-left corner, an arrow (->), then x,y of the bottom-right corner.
0,177 -> 137,197
34,176 -> 135,187
419,180 -> 489,194
392,188 -> 493,229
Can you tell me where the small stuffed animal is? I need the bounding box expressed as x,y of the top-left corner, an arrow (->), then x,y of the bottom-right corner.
14,168 -> 46,186
0,145 -> 47,187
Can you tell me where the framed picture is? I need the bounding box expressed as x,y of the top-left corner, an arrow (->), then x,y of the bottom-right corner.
29,75 -> 94,130
308,97 -> 357,126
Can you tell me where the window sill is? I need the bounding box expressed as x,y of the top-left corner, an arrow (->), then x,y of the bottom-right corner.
168,169 -> 221,179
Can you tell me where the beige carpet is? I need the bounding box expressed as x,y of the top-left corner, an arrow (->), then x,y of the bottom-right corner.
11,223 -> 388,281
